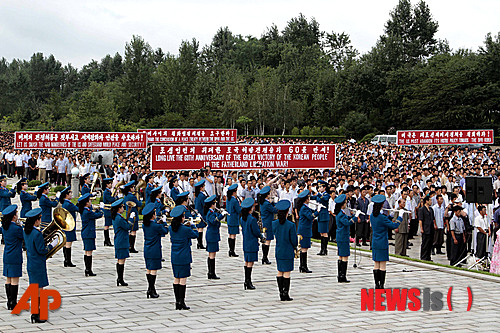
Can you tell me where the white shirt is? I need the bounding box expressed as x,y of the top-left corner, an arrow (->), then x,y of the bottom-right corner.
433,203 -> 445,229
474,214 -> 489,231
14,154 -> 23,167
37,158 -> 46,169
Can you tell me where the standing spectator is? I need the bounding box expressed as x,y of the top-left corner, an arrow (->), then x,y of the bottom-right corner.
45,153 -> 54,183
5,149 -> 15,177
66,156 -> 75,185
28,153 -> 38,181
55,154 -> 66,186
37,153 -> 46,183
14,151 -> 23,179
432,194 -> 446,255
418,196 -> 435,261
22,150 -> 30,178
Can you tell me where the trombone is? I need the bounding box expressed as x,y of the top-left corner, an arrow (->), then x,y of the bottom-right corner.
295,235 -> 303,259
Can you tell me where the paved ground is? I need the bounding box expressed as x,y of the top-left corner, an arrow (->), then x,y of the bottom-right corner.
1,180 -> 500,332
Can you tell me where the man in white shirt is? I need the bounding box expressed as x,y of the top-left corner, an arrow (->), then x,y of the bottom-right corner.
45,154 -> 54,183
474,205 -> 489,259
204,167 -> 215,197
14,152 -> 23,179
4,149 -> 15,177
432,194 -> 446,255
37,154 -> 47,183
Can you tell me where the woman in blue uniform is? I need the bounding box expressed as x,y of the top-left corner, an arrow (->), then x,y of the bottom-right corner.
37,182 -> 58,229
169,177 -> 180,202
176,191 -> 193,218
78,193 -> 104,277
240,198 -> 264,290
123,181 -> 142,253
296,190 -> 318,273
272,200 -> 298,301
0,175 -> 16,212
334,194 -> 359,283
60,187 -> 77,267
226,184 -> 241,257
80,173 -> 91,196
194,179 -> 207,249
17,178 -> 36,218
23,208 -> 58,323
204,195 -> 225,279
142,202 -> 169,298
311,180 -> 331,255
144,172 -> 155,204
102,177 -> 117,247
2,205 -> 23,310
370,194 -> 400,289
259,186 -> 277,265
111,198 -> 132,286
151,186 -> 166,216
169,205 -> 199,310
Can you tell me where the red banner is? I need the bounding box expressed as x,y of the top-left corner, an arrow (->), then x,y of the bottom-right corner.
15,132 -> 147,149
137,129 -> 237,143
397,130 -> 494,146
151,144 -> 336,171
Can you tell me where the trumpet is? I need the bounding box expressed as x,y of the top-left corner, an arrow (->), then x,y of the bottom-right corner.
295,235 -> 303,259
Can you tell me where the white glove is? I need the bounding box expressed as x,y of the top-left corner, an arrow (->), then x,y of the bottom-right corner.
55,191 -> 61,199
50,238 -> 59,248
222,210 -> 229,216
99,202 -> 105,209
189,218 -> 196,226
316,205 -> 321,212
355,210 -> 361,218
34,186 -> 39,192
273,197 -> 279,203
130,212 -> 136,219
92,192 -> 97,197
162,216 -> 167,223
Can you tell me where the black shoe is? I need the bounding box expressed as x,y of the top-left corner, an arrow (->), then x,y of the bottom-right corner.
229,251 -> 239,257
31,314 -> 47,323
432,249 -> 436,255
178,285 -> 190,310
299,252 -> 312,273
244,281 -> 256,290
146,274 -> 159,298
362,242 -> 369,246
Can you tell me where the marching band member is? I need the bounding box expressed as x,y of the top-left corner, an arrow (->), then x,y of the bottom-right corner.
111,198 -> 132,286
17,178 -> 36,218
144,172 -> 155,204
311,180 -> 331,255
240,198 -> 262,290
37,182 -> 58,229
23,208 -> 58,323
272,200 -> 298,301
194,179 -> 207,249
60,187 -> 77,267
102,177 -> 117,247
176,191 -> 193,218
204,195 -> 225,279
80,173 -> 91,196
169,205 -> 198,310
151,186 -> 166,216
370,194 -> 400,289
169,177 -> 180,202
142,202 -> 169,298
123,181 -> 141,253
78,193 -> 104,277
2,205 -> 23,310
226,184 -> 241,257
335,194 -> 358,283
296,189 -> 318,273
259,186 -> 277,265
0,175 -> 16,212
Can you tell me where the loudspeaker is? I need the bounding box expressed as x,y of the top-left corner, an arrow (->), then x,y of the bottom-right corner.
465,177 -> 493,204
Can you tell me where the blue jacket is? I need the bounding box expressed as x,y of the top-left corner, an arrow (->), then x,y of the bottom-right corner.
298,204 -> 318,238
154,198 -> 167,217
356,196 -> 370,223
241,215 -> 261,253
311,192 -> 330,222
123,193 -> 141,224
226,197 -> 241,227
143,220 -> 169,259
62,199 -> 78,221
272,219 -> 298,260
2,222 -> 24,265
169,224 -> 198,265
81,184 -> 91,196
144,183 -> 154,204
181,205 -> 193,219
20,190 -> 37,218
170,187 -> 180,202
0,187 -> 16,211
336,210 -> 355,243
260,200 -> 277,230
205,209 -> 222,243
102,188 -> 117,219
24,228 -> 52,287
194,192 -> 207,222
113,214 -> 132,249
370,213 -> 400,250
39,194 -> 58,223
81,207 -> 103,239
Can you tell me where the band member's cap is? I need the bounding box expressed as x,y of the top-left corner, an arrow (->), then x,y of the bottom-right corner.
241,198 -> 254,209
170,205 -> 185,218
78,193 -> 91,202
178,191 -> 189,198
82,173 -> 90,179
318,180 -> 328,186
60,187 -> 71,197
298,189 -> 310,198
204,195 -> 217,204
371,194 -> 386,204
25,208 -> 42,218
194,179 -> 205,187
2,204 -> 17,216
142,203 -> 155,216
0,175 -> 7,181
111,198 -> 124,208
334,194 -> 346,204
103,178 -> 113,183
146,172 -> 155,181
260,186 -> 271,195
276,200 -> 290,211
124,180 -> 136,189
152,186 -> 162,193
18,177 -> 28,184
228,184 -> 238,191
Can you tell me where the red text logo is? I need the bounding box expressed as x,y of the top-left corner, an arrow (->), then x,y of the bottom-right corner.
11,284 -> 61,320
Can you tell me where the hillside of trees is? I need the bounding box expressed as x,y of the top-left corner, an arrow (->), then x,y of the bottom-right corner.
0,0 -> 499,139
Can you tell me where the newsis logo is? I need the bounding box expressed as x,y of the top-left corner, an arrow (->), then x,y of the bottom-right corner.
361,287 -> 473,311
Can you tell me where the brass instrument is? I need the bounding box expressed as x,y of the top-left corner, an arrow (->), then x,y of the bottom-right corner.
163,195 -> 176,212
135,179 -> 147,201
295,235 -> 303,259
125,201 -> 136,225
90,171 -> 102,194
309,200 -> 326,211
43,207 -> 76,259
112,180 -> 126,197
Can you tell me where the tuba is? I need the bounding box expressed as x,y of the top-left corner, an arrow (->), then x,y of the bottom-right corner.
135,179 -> 147,200
295,235 -> 303,259
90,171 -> 102,194
163,195 -> 176,212
112,180 -> 126,197
43,207 -> 75,259
125,201 -> 136,224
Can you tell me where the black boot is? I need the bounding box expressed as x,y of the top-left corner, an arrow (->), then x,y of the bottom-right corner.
116,263 -> 128,286
276,276 -> 285,301
379,270 -> 386,289
10,284 -> 18,310
63,247 -> 68,267
228,238 -> 238,257
129,235 -> 138,253
84,255 -> 96,276
208,258 -> 220,280
146,274 -> 159,298
373,269 -> 380,289
317,237 -> 327,255
323,237 -> 328,255
282,277 -> 293,301
178,285 -> 190,310
337,260 -> 343,283
64,247 -> 76,267
261,244 -> 271,265
31,313 -> 47,324
104,229 -> 113,246
5,284 -> 11,310
197,231 -> 205,249
299,252 -> 312,273
173,284 -> 181,310
244,266 -> 255,290
341,261 -> 350,283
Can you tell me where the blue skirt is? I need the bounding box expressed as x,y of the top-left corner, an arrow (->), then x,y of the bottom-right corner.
300,237 -> 311,249
206,241 -> 219,253
277,259 -> 294,272
337,241 -> 350,257
145,258 -> 162,270
265,228 -> 274,241
104,216 -> 113,227
372,248 -> 389,262
172,264 -> 191,278
64,229 -> 77,242
28,268 -> 49,288
196,221 -> 207,228
318,221 -> 329,233
83,238 -> 96,251
228,225 -> 240,235
3,263 -> 22,278
115,248 -> 129,260
244,252 -> 258,263
131,220 -> 139,232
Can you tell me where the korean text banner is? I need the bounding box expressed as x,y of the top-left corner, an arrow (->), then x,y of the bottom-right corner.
151,144 -> 336,171
397,130 -> 494,146
15,132 -> 147,149
137,129 -> 237,143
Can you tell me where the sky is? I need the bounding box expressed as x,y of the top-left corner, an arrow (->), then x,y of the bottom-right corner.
0,0 -> 498,69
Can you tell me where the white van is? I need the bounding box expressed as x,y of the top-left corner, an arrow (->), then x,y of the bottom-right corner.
370,135 -> 397,145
